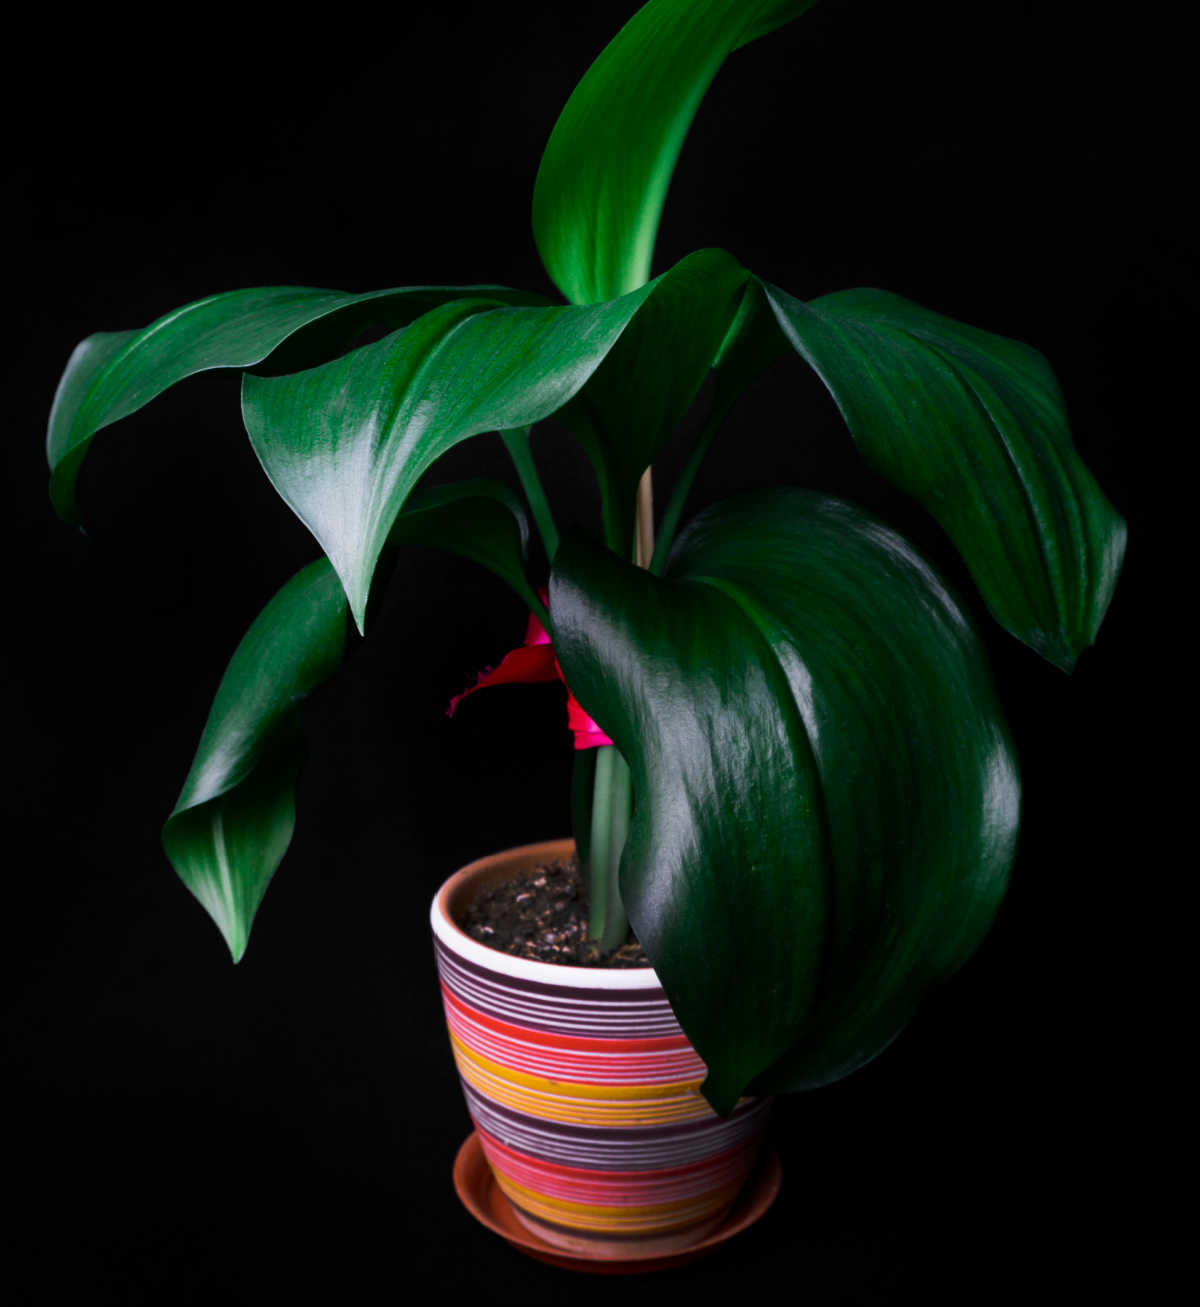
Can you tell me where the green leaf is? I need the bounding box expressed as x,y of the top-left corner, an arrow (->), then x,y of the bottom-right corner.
764,283 -> 1126,670
550,489 -> 1018,1112
162,559 -> 348,962
561,247 -> 749,548
385,478 -> 542,618
162,482 -> 545,961
532,0 -> 818,304
46,283 -> 546,523
712,275 -> 795,409
241,279 -> 680,632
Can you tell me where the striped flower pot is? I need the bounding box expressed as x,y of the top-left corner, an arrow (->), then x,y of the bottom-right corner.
431,838 -> 773,1258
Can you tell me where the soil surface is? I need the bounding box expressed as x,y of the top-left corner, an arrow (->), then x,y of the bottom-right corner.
460,856 -> 649,968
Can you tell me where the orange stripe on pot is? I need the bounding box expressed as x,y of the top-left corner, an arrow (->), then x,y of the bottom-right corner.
448,1032 -> 704,1101
452,1054 -> 714,1128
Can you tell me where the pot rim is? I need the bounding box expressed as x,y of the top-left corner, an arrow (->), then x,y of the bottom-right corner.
430,837 -> 663,991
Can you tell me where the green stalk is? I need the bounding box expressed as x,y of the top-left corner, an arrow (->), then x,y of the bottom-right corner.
587,746 -> 632,952
585,468 -> 652,952
648,391 -> 736,575
501,427 -> 560,563
599,462 -> 628,557
502,420 -> 628,944
577,413 -> 629,556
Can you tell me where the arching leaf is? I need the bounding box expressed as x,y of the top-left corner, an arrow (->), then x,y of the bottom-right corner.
162,559 -> 349,962
162,479 -> 538,961
550,489 -> 1018,1112
47,283 -> 546,522
532,0 -> 817,303
764,283 -> 1126,669
242,270 -> 718,632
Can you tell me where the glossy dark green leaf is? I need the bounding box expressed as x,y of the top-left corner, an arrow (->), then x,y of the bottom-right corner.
241,274 -> 696,632
160,480 -> 536,960
47,283 -> 545,522
561,248 -> 749,547
532,0 -> 818,303
550,489 -> 1018,1112
765,283 -> 1126,669
162,559 -> 348,962
385,478 -> 541,616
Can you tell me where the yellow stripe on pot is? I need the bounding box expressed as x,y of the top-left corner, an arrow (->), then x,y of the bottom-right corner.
451,1039 -> 713,1127
457,1063 -> 711,1127
492,1173 -> 745,1233
449,1032 -> 704,1100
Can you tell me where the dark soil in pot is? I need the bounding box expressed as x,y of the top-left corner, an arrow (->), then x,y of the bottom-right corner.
460,855 -> 649,968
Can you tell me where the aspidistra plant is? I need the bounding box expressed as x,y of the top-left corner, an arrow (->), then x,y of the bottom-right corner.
46,0 -> 1124,1114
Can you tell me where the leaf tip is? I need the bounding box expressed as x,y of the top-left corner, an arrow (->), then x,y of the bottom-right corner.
1032,630 -> 1080,675
698,1070 -> 743,1120
200,889 -> 251,965
343,575 -> 369,637
48,466 -> 84,527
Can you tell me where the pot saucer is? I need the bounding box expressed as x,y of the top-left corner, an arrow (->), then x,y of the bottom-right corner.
451,1130 -> 782,1274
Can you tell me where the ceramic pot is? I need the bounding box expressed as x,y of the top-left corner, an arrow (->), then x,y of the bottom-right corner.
430,838 -> 773,1257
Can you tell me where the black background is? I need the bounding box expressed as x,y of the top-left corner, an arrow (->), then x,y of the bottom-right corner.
7,1 -> 1171,1301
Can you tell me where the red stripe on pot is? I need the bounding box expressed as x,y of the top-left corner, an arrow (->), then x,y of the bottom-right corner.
440,983 -> 691,1054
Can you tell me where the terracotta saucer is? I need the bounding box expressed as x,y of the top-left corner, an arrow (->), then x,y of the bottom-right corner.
451,1131 -> 782,1274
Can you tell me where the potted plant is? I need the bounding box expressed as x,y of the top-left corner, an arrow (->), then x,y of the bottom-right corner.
42,0 -> 1125,1270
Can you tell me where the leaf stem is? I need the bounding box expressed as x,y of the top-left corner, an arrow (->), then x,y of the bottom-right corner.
649,390 -> 736,575
501,427 -> 560,563
587,745 -> 632,952
584,470 -> 652,951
